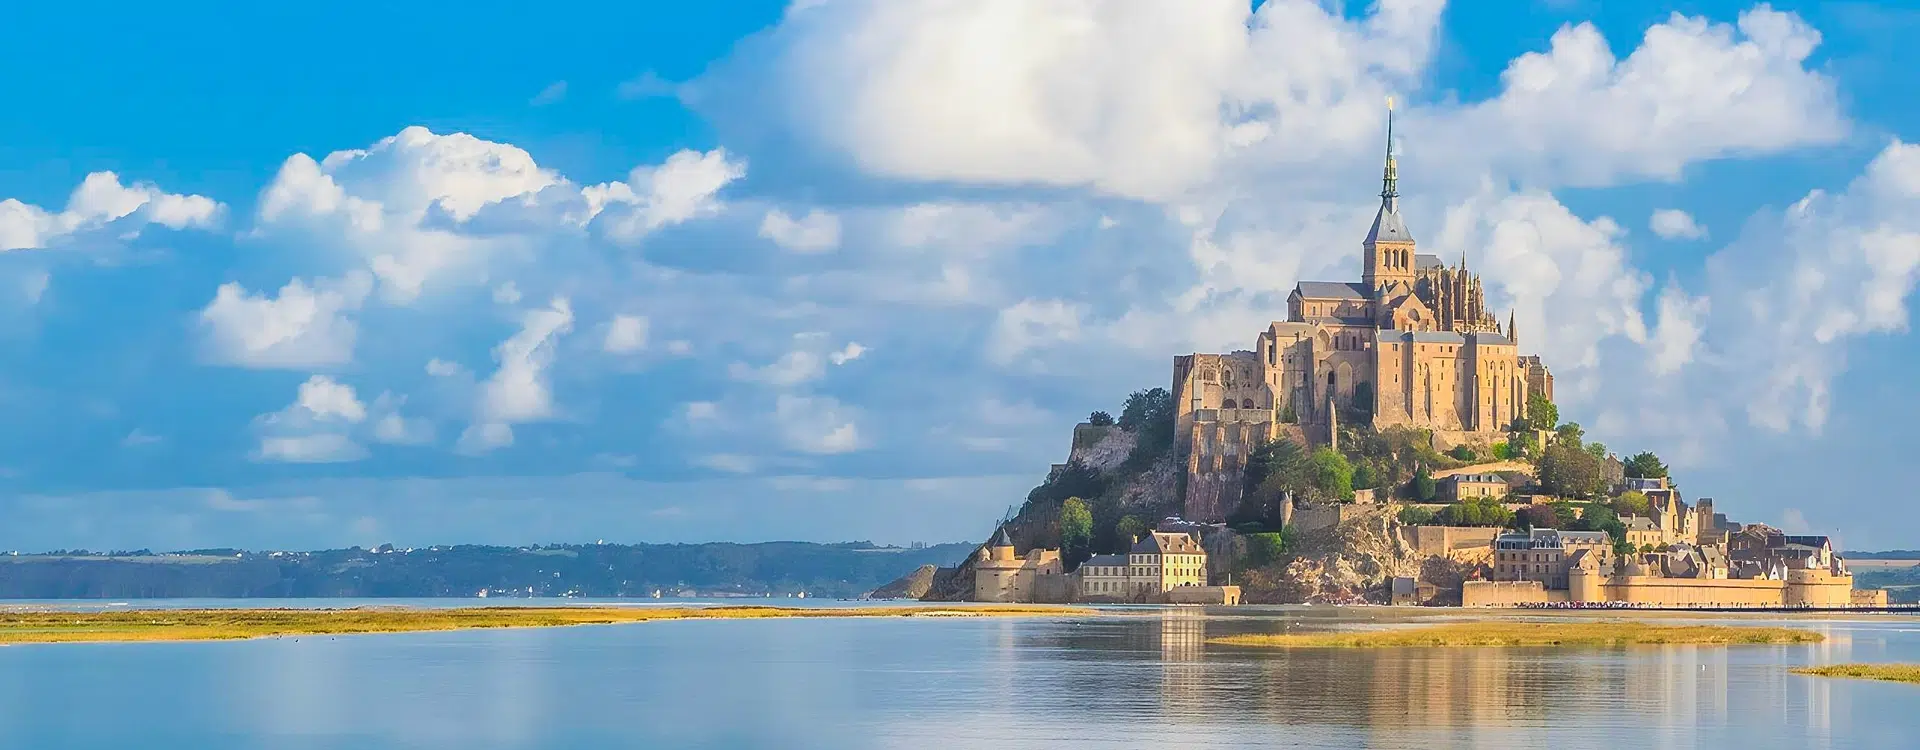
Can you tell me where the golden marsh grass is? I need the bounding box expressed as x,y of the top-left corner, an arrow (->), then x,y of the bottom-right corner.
1210,621 -> 1825,649
1791,664 -> 1920,684
0,605 -> 1092,645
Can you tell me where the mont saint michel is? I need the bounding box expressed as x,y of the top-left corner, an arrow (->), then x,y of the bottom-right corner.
6,2 -> 1920,748
907,107 -> 1884,615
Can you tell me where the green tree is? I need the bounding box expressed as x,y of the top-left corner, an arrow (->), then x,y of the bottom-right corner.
1555,422 -> 1585,446
1624,451 -> 1669,479
1307,448 -> 1356,503
1029,460 -> 1106,507
1435,497 -> 1514,527
1087,411 -> 1114,427
1118,387 -> 1176,468
1242,532 -> 1289,568
1059,497 -> 1094,566
1114,516 -> 1147,547
1118,388 -> 1172,431
1280,401 -> 1298,424
1449,444 -> 1475,461
1235,439 -> 1302,528
1528,393 -> 1559,431
1352,462 -> 1380,491
1612,490 -> 1650,517
1410,466 -> 1437,502
1397,505 -> 1436,526
1538,441 -> 1607,498
1491,441 -> 1512,460
1507,430 -> 1538,458
1585,440 -> 1608,460
1516,503 -> 1566,530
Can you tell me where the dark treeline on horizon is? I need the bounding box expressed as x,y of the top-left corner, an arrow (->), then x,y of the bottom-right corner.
0,541 -> 972,600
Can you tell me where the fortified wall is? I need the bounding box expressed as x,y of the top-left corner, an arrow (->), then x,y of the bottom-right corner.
1463,569 -> 1857,608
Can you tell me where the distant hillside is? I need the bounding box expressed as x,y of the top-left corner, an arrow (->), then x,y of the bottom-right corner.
1846,550 -> 1920,559
0,542 -> 973,600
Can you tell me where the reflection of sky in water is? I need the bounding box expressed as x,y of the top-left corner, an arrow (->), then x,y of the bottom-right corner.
0,607 -> 1916,749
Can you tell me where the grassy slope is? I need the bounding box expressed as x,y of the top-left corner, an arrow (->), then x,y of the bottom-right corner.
0,605 -> 1092,645
1210,621 -> 1823,648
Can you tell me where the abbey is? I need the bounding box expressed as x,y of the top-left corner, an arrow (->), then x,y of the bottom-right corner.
1174,107 -> 1554,522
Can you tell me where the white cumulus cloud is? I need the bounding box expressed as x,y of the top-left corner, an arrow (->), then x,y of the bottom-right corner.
759,208 -> 842,252
603,314 -> 649,354
469,297 -> 575,449
198,272 -> 372,369
1650,208 -> 1708,240
0,171 -> 220,251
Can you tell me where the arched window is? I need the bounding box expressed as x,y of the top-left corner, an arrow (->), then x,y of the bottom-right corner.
1240,399 -> 1254,409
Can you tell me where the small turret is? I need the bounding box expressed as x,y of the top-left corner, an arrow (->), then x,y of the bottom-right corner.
988,527 -> 1016,562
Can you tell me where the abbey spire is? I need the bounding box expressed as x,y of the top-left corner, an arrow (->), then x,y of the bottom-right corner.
1363,97 -> 1415,294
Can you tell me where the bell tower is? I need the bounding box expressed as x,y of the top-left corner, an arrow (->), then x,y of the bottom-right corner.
1362,97 -> 1416,296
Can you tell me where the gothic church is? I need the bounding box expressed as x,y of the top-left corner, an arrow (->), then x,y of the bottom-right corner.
1172,105 -> 1554,522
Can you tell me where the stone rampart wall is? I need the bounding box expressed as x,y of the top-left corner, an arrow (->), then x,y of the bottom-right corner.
1166,586 -> 1242,605
1598,576 -> 1784,607
1462,580 -> 1565,607
1397,525 -> 1500,555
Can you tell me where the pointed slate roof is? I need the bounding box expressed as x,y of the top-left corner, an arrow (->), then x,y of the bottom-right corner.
1366,100 -> 1414,245
1294,281 -> 1371,300
1366,202 -> 1414,245
990,527 -> 1014,548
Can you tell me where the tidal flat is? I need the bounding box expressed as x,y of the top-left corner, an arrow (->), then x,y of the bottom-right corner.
0,604 -> 1091,645
1209,620 -> 1825,648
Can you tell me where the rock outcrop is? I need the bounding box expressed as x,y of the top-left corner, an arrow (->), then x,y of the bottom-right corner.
867,564 -> 939,599
1239,506 -> 1489,604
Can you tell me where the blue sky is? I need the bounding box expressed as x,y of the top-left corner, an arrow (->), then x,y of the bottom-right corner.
2,0 -> 1918,552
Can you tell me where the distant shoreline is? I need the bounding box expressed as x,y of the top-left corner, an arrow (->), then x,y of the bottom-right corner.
0,604 -> 1095,646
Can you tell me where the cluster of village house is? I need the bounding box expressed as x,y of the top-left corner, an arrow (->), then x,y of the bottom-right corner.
972,526 -> 1243,605
1463,474 -> 1884,608
970,472 -> 1886,609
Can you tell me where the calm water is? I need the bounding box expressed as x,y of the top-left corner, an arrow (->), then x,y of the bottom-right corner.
1,602 -> 1917,749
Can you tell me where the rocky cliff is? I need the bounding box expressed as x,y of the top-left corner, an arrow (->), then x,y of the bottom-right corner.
1236,506 -> 1489,604
917,421 -> 1183,602
866,564 -> 938,599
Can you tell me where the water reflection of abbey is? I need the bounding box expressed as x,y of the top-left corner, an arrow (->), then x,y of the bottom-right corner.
1038,615 -> 1849,737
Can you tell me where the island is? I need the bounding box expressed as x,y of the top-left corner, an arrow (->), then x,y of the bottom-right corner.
886,104 -> 1892,613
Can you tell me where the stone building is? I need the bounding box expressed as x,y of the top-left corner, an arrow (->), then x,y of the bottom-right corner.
971,528 -> 1064,603
1468,523 -> 1858,608
1074,531 -> 1215,603
1174,105 -> 1552,522
1492,528 -> 1612,590
1444,472 -> 1511,501
1623,516 -> 1663,550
